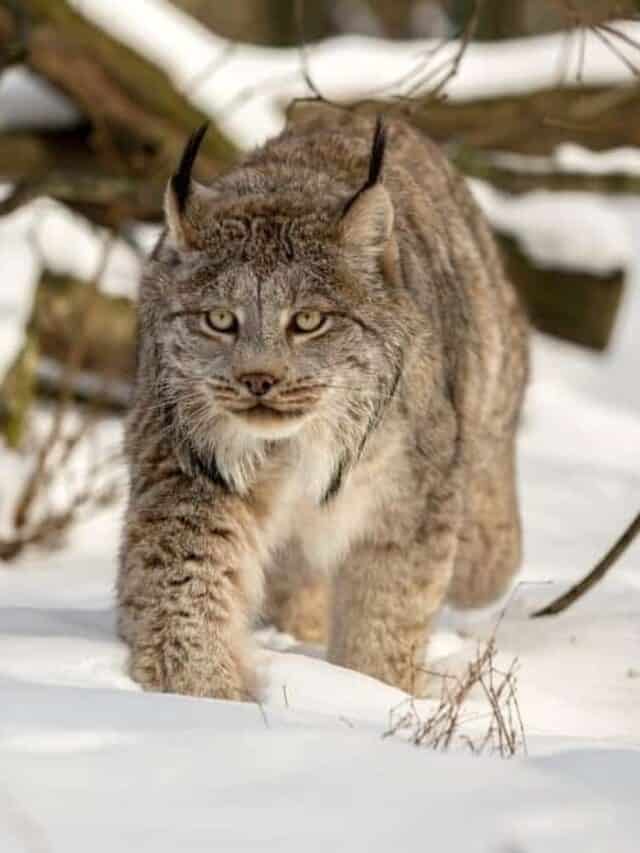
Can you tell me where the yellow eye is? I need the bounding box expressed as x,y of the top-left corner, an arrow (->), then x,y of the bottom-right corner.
292,310 -> 325,334
204,309 -> 237,333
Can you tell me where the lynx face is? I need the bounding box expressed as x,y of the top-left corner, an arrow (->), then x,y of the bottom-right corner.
153,248 -> 390,444
143,123 -> 408,491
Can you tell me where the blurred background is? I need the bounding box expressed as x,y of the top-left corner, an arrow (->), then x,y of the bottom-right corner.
171,1 -> 637,43
1,0 -> 639,560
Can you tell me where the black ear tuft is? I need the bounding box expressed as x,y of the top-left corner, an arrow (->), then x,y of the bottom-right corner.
171,123 -> 209,213
366,115 -> 387,189
343,116 -> 387,216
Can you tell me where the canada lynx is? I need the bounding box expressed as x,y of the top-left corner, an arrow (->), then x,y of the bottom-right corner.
118,109 -> 528,699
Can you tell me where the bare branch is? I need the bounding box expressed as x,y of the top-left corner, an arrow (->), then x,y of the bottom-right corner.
591,23 -> 640,77
384,636 -> 526,758
422,0 -> 482,101
531,510 -> 640,618
10,234 -> 114,533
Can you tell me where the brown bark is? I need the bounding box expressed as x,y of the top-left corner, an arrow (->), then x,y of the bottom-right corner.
410,84 -> 640,155
0,128 -> 95,180
175,0 -> 332,46
497,235 -> 625,350
292,83 -> 640,157
32,272 -> 136,384
452,145 -> 640,195
0,3 -> 25,68
0,1 -> 237,227
20,0 -> 236,174
452,0 -> 637,38
0,271 -> 135,445
0,166 -> 166,228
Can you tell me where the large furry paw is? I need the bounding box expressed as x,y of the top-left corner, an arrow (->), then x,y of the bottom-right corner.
129,641 -> 257,701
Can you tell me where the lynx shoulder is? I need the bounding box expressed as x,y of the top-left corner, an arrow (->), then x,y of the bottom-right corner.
118,110 -> 528,699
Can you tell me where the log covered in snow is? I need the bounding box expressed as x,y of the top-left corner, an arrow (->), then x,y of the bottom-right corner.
0,0 -> 237,226
0,271 -> 135,445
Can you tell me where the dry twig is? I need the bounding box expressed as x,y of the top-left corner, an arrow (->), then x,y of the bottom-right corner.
0,234 -> 124,563
384,637 -> 526,758
532,510 -> 640,617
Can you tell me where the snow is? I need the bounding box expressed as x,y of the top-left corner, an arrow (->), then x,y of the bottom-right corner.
556,143 -> 640,177
469,178 -> 634,275
1,685 -> 636,853
0,67 -> 81,131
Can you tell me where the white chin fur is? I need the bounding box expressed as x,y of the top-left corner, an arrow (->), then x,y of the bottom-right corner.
232,413 -> 307,441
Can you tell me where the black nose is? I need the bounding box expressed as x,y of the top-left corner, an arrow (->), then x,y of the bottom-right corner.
239,373 -> 278,396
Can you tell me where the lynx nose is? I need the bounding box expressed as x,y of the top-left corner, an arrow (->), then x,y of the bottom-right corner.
240,373 -> 278,397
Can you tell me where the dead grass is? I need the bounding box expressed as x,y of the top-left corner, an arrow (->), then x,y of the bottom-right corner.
0,409 -> 123,562
384,637 -> 526,758
0,234 -> 124,563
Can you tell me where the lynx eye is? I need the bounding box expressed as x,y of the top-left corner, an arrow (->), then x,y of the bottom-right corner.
291,310 -> 325,334
204,309 -> 237,334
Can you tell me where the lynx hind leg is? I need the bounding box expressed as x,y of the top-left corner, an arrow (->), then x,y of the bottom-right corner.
328,478 -> 463,696
448,440 -> 522,610
263,543 -> 328,644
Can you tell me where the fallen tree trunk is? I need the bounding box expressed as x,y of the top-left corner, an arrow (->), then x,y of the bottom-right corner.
0,127 -> 95,179
0,167 -> 166,228
31,272 -> 135,384
0,272 -> 135,446
20,0 -> 236,170
0,0 -> 237,227
452,146 -> 640,196
410,83 -> 640,155
496,235 -> 625,350
289,82 -> 640,155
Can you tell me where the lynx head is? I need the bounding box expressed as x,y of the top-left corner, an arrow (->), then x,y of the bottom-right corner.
141,118 -> 409,495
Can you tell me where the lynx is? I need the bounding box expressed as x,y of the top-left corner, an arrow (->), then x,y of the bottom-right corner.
118,109 -> 528,700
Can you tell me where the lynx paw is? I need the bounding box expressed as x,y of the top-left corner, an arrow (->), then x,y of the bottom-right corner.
129,643 -> 257,701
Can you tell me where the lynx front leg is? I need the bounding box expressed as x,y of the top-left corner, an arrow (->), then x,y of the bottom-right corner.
118,471 -> 264,701
328,483 -> 462,696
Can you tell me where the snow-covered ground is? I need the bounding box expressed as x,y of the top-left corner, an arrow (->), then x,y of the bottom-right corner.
1,2 -> 640,848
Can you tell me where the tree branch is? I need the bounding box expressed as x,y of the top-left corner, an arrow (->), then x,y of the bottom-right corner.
531,511 -> 640,617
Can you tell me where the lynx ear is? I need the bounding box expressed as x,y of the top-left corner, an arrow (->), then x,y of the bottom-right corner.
164,123 -> 218,248
339,117 -> 394,264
